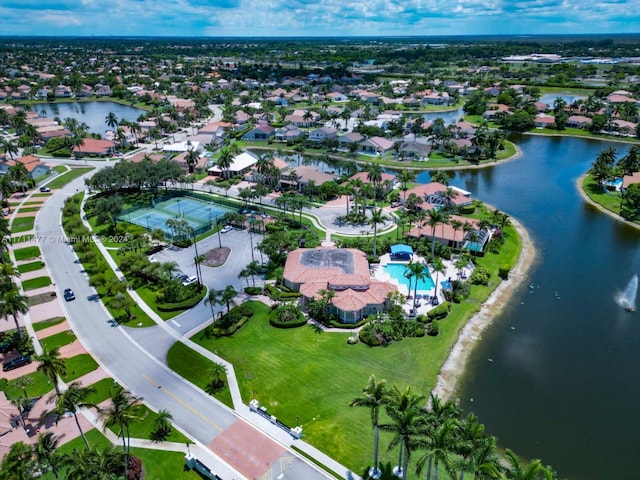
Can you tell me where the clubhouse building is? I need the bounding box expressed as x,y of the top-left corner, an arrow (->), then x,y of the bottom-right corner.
283,247 -> 397,323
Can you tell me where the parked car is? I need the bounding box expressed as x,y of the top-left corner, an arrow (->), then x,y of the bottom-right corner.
39,186 -> 51,192
63,288 -> 76,301
220,225 -> 233,234
3,355 -> 32,372
173,273 -> 188,283
182,275 -> 198,286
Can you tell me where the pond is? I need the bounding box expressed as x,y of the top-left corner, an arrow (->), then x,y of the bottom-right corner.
36,101 -> 146,138
441,134 -> 640,480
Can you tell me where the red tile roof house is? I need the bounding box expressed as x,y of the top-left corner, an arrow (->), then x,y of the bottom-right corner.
407,214 -> 487,251
283,247 -> 397,323
72,138 -> 115,157
0,155 -> 50,179
622,172 -> 640,191
404,182 -> 473,209
348,171 -> 396,195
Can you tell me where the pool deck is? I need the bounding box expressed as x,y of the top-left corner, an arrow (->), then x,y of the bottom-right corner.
373,253 -> 473,316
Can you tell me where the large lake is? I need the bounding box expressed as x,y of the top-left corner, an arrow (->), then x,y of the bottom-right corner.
418,134 -> 639,480
37,101 -> 146,138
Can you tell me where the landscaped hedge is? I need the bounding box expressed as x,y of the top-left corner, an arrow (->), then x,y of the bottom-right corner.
328,318 -> 369,329
499,264 -> 511,279
264,284 -> 301,300
244,286 -> 262,295
269,312 -> 307,329
157,287 -> 206,311
427,302 -> 451,321
210,316 -> 251,337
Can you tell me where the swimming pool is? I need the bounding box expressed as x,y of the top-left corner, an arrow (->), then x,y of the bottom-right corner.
383,263 -> 435,292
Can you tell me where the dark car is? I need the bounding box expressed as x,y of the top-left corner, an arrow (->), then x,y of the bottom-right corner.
3,355 -> 32,372
63,288 -> 76,301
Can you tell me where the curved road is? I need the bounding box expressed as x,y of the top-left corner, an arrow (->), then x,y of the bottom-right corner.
36,165 -> 335,480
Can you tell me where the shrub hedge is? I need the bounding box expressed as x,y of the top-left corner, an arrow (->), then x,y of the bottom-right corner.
157,288 -> 206,311
427,302 -> 451,321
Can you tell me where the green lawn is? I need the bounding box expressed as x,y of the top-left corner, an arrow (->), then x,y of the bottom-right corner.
49,429 -> 201,480
60,354 -> 99,383
115,403 -> 191,444
11,216 -> 35,233
184,221 -> 521,474
17,260 -> 45,273
16,207 -> 40,213
39,329 -> 77,351
47,167 -> 94,189
85,378 -> 118,405
32,317 -> 66,332
166,341 -> 233,408
53,165 -> 68,174
13,246 -> 40,261
582,173 -> 625,215
21,275 -> 52,291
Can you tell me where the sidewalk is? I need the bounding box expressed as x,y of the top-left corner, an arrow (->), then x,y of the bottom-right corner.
77,194 -> 359,479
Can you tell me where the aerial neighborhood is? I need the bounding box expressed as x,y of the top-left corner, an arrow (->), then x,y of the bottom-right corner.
1,35 -> 640,480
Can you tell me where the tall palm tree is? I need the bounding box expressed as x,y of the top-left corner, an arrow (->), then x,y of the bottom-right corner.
415,417 -> 458,480
349,375 -> 388,479
425,208 -> 446,262
0,441 -> 36,479
379,386 -> 425,480
185,148 -> 199,174
220,285 -> 237,317
204,288 -> 222,321
431,258 -> 446,303
206,362 -> 227,394
398,169 -> 416,204
33,432 -> 63,480
0,286 -> 29,339
105,112 -> 119,132
216,147 -> 234,180
502,449 -> 547,480
405,261 -> 429,312
99,388 -> 142,479
8,163 -> 30,195
369,208 -> 387,258
150,409 -> 174,443
36,346 -> 67,396
54,381 -> 97,449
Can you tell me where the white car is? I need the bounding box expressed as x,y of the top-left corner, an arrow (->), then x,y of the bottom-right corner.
220,225 -> 233,234
182,275 -> 198,286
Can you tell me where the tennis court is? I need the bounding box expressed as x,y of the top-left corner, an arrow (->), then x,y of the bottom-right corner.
119,195 -> 233,238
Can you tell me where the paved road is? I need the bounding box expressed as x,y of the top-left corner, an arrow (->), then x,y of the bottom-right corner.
36,167 -> 333,480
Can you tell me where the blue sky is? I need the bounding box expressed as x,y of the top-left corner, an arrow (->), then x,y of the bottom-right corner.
2,0 -> 638,37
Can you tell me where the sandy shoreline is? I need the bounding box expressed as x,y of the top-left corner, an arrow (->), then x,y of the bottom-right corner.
432,215 -> 537,400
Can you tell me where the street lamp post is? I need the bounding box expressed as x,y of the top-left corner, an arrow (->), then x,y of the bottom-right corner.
208,208 -> 212,229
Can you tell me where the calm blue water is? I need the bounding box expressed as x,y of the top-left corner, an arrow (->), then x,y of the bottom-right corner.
37,101 -> 145,137
384,262 -> 435,291
539,93 -> 586,108
422,108 -> 463,125
444,134 -> 640,480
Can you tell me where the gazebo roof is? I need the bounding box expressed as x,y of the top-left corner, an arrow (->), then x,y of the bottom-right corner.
390,244 -> 414,255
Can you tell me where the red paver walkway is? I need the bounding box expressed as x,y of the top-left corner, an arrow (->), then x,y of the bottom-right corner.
208,419 -> 286,480
29,298 -> 65,323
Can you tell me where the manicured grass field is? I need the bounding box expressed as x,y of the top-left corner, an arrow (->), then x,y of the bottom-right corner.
187,222 -> 521,474
47,167 -> 94,189
16,207 -> 40,213
32,317 -> 66,332
85,377 -> 117,405
166,341 -> 233,408
39,330 -> 77,351
14,245 -> 41,261
21,275 -> 52,290
53,165 -> 68,174
11,216 -> 35,233
17,260 -> 45,273
48,429 -> 201,480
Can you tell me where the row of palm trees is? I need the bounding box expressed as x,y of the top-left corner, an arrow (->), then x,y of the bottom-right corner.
350,375 -> 557,480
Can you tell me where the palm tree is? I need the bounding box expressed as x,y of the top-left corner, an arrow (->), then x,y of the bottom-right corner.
220,285 -> 237,317
425,209 -> 446,261
150,409 -> 174,443
415,418 -> 458,480
205,362 -> 227,394
0,441 -> 36,479
369,208 -> 387,258
502,449 -> 548,480
204,288 -> 222,321
379,386 -> 425,480
185,148 -> 199,174
349,375 -> 388,479
398,169 -> 416,204
54,381 -> 97,448
216,147 -> 234,180
33,432 -> 63,480
36,346 -> 67,396
430,258 -> 446,303
0,287 -> 29,339
9,163 -> 30,195
405,261 -> 429,312
105,112 -> 119,133
99,388 -> 142,479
